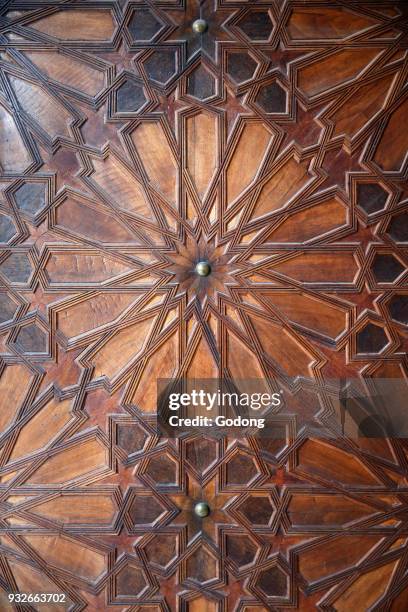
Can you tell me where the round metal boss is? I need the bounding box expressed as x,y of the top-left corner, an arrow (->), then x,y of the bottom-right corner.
194,501 -> 210,518
192,18 -> 208,34
195,261 -> 211,277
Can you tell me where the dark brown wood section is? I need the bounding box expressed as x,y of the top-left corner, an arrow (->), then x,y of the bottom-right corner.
0,1 -> 408,610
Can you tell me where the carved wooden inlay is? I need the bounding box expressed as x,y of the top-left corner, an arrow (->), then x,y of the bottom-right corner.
0,0 -> 407,609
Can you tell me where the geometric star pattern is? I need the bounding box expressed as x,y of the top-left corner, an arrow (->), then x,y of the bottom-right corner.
0,0 -> 407,609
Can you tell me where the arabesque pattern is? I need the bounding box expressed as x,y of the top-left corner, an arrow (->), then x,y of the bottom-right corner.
0,1 -> 408,609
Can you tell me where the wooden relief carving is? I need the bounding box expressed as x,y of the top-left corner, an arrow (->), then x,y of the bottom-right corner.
0,0 -> 408,609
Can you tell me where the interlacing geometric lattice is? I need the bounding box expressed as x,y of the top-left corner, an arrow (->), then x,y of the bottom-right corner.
0,0 -> 407,609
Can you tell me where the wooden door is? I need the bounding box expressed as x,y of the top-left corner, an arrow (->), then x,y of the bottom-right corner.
0,1 -> 408,609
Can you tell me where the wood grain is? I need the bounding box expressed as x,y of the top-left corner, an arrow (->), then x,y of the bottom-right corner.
0,1 -> 407,609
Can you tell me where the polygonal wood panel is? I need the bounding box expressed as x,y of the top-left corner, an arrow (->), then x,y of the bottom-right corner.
0,0 -> 408,610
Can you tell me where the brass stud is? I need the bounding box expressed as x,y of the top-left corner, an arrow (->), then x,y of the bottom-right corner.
192,18 -> 208,34
195,261 -> 211,277
194,501 -> 210,518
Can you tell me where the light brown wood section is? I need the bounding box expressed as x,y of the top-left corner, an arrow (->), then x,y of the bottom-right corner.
30,10 -> 116,40
24,51 -> 106,96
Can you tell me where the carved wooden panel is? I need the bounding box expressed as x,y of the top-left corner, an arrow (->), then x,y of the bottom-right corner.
0,0 -> 408,609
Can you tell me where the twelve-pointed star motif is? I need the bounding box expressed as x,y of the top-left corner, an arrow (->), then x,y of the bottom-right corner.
166,233 -> 240,303
167,0 -> 233,62
170,473 -> 234,543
